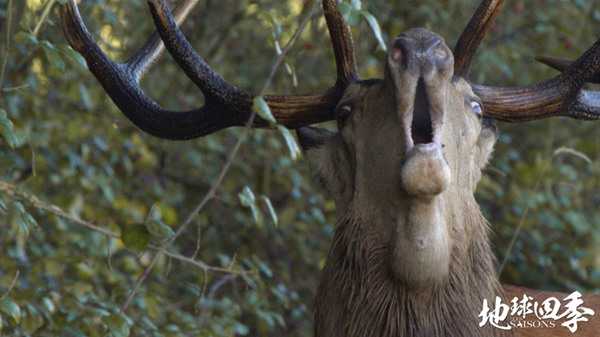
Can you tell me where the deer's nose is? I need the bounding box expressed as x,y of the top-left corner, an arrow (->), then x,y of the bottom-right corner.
390,28 -> 453,77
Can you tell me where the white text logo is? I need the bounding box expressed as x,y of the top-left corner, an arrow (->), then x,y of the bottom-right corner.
479,292 -> 595,333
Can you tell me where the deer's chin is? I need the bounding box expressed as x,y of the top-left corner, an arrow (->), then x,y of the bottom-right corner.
401,142 -> 450,197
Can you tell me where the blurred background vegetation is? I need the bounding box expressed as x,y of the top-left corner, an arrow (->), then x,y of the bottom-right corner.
0,0 -> 599,336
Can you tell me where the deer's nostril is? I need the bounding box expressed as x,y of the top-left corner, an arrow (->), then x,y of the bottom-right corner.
434,44 -> 448,60
392,46 -> 403,63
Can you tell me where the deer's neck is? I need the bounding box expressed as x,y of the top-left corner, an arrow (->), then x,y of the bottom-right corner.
314,200 -> 515,337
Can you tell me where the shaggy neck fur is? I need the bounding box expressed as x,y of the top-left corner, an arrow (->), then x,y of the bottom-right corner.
314,196 -> 516,337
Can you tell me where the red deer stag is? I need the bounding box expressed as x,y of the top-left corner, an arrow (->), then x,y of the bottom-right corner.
61,0 -> 600,336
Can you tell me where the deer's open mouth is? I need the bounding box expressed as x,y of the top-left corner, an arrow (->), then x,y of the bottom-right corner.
406,78 -> 444,153
400,77 -> 450,197
411,78 -> 434,145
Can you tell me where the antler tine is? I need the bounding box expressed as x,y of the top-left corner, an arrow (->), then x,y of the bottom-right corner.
127,0 -> 200,81
146,0 -> 352,129
536,56 -> 600,84
474,38 -> 600,121
61,0 -> 240,139
453,0 -> 505,78
322,0 -> 360,85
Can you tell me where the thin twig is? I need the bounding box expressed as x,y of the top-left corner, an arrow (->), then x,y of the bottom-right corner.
0,180 -> 250,275
0,270 -> 20,301
1,84 -> 29,93
197,275 -> 234,326
0,180 -> 120,238
149,245 -> 253,275
120,252 -> 160,314
497,160 -> 550,275
32,0 -> 58,38
261,0 -> 321,94
191,215 -> 202,260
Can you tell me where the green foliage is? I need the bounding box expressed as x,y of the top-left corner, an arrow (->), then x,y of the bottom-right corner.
0,0 -> 599,336
0,298 -> 21,326
121,224 -> 150,252
338,0 -> 387,51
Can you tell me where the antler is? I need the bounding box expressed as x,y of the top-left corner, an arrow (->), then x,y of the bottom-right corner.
474,39 -> 600,121
453,0 -> 505,77
453,0 -> 600,122
61,0 -> 357,140
536,56 -> 600,84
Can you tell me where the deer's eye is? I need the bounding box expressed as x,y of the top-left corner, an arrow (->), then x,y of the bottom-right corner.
336,105 -> 352,129
470,100 -> 483,117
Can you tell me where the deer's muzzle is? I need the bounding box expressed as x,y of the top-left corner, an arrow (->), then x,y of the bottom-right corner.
386,28 -> 454,197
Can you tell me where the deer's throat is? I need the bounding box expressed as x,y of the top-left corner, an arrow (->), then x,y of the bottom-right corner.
391,196 -> 450,288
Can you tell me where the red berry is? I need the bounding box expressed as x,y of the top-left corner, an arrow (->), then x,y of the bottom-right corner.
513,4 -> 524,13
564,40 -> 572,50
490,24 -> 503,34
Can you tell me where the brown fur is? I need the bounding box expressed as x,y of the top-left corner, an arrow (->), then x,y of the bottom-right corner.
314,203 -> 514,337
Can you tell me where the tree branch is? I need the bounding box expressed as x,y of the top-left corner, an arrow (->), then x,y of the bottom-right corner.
0,180 -> 253,275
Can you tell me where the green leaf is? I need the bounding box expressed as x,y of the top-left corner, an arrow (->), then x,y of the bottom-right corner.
253,96 -> 277,125
337,2 -> 351,19
41,41 -> 66,72
238,186 -> 263,226
102,314 -> 131,337
361,11 -> 387,51
121,224 -> 150,251
256,258 -> 273,278
272,35 -> 282,55
338,2 -> 361,26
0,109 -> 17,147
23,213 -> 38,230
11,201 -> 25,213
238,186 -> 256,206
283,57 -> 298,87
350,0 -> 362,9
0,199 -> 7,213
260,196 -> 278,226
145,218 -> 174,241
0,109 -> 19,148
0,123 -> 18,148
0,298 -> 21,325
14,215 -> 30,236
259,12 -> 282,39
0,117 -> 13,130
57,44 -> 87,69
21,304 -> 43,334
234,322 -> 250,335
13,31 -> 37,45
276,125 -> 301,161
78,83 -> 93,110
41,297 -> 55,314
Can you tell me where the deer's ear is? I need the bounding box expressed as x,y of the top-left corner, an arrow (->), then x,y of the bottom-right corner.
297,127 -> 354,209
297,126 -> 335,149
475,119 -> 498,169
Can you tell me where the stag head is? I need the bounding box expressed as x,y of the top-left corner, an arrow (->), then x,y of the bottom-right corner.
298,28 -> 497,288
